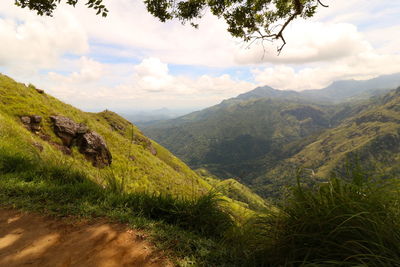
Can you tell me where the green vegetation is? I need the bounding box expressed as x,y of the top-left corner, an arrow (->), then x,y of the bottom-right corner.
236,176 -> 400,266
255,87 -> 400,198
144,78 -> 400,200
144,97 -> 335,182
0,107 -> 234,265
0,73 -> 212,198
203,175 -> 270,212
2,73 -> 400,266
4,116 -> 400,265
0,74 -> 266,265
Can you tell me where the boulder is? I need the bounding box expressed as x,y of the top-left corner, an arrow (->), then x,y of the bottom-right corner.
50,115 -> 111,167
50,116 -> 88,146
78,131 -> 112,167
20,115 -> 42,132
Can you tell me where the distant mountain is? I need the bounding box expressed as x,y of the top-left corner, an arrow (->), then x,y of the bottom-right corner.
302,73 -> 400,102
236,86 -> 300,100
228,72 -> 400,103
143,74 -> 400,199
143,97 -> 345,182
122,108 -> 195,126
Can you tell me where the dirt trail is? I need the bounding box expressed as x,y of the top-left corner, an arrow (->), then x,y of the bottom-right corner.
0,209 -> 172,267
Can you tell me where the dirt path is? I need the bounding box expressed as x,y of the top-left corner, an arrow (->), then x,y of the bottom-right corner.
0,209 -> 172,267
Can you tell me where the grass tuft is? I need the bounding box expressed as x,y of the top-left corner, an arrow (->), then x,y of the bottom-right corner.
236,175 -> 400,266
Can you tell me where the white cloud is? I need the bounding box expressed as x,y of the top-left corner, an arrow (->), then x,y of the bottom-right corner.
0,0 -> 399,109
234,22 -> 370,65
41,57 -> 255,110
253,53 -> 400,90
0,4 -> 88,75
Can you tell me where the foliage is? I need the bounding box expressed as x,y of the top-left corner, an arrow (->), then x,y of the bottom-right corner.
232,176 -> 400,266
15,0 -> 108,16
204,176 -> 269,212
0,132 -> 236,265
146,84 -> 400,199
14,0 -> 326,47
144,0 -> 325,50
144,96 -> 338,184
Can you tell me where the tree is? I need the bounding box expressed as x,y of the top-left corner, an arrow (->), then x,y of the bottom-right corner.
15,0 -> 328,52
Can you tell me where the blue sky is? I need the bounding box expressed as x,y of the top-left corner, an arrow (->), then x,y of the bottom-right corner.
0,0 -> 399,112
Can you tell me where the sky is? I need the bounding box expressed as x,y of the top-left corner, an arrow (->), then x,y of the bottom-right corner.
0,0 -> 399,112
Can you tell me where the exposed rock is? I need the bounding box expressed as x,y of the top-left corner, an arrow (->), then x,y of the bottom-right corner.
128,155 -> 135,161
50,115 -> 88,146
20,115 -> 42,133
50,115 -> 111,167
78,131 -> 112,167
35,88 -> 45,94
38,133 -> 51,141
20,116 -> 31,124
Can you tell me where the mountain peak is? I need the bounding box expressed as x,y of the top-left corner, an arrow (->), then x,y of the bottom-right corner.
236,86 -> 299,100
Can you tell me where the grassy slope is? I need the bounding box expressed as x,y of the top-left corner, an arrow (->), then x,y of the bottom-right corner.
0,74 -> 214,197
0,74 -> 268,265
0,72 -> 271,219
2,74 -> 400,266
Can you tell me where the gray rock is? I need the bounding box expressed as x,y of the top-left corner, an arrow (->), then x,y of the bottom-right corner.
78,131 -> 112,167
50,115 -> 111,167
50,115 -> 87,146
20,115 -> 42,132
20,116 -> 31,124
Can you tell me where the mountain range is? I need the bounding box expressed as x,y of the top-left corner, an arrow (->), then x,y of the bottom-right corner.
142,73 -> 400,198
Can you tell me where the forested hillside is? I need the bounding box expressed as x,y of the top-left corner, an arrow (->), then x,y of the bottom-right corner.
143,75 -> 400,198
254,87 -> 400,198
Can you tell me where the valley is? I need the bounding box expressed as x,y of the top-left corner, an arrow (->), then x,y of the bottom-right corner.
142,73 -> 400,198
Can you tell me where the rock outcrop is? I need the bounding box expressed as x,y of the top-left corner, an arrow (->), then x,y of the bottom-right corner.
20,115 -> 42,133
50,115 -> 112,167
78,131 -> 112,168
50,116 -> 88,146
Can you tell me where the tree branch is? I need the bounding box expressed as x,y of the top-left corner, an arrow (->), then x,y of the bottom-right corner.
317,0 -> 329,8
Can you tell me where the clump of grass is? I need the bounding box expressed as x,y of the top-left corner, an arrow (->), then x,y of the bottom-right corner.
239,175 -> 400,266
125,190 -> 234,237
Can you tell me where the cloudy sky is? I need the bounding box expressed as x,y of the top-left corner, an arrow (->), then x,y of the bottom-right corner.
0,0 -> 399,112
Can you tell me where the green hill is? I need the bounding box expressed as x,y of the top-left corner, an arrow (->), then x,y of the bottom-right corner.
0,74 -> 212,197
143,97 -> 340,181
253,88 -> 400,198
0,74 -> 268,210
143,79 -> 400,199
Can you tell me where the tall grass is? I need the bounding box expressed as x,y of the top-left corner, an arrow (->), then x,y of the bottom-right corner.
0,144 -> 234,238
237,175 -> 400,266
